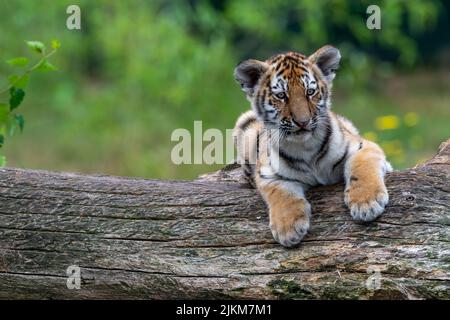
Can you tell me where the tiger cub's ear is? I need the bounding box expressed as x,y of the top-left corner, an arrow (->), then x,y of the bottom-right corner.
234,59 -> 269,98
309,45 -> 341,83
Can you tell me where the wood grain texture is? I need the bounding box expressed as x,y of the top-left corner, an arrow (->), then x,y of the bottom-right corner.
0,140 -> 449,299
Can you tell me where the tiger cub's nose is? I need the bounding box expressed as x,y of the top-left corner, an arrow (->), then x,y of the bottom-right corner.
292,118 -> 310,128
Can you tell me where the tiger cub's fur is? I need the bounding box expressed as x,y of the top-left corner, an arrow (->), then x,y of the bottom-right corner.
233,45 -> 392,247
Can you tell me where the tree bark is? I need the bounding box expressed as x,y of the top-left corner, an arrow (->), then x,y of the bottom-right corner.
0,140 -> 449,300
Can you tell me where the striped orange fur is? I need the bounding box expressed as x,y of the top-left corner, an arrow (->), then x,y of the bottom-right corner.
233,45 -> 392,247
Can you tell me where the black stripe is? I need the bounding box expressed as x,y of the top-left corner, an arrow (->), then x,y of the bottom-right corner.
284,55 -> 298,63
243,161 -> 254,176
238,115 -> 257,131
298,65 -> 308,73
253,91 -> 261,117
275,63 -> 283,73
276,70 -> 285,78
358,141 -> 363,150
259,89 -> 267,120
278,148 -> 306,164
274,173 -> 313,188
332,144 -> 349,172
278,149 -> 310,172
255,89 -> 264,118
243,165 -> 254,177
315,117 -> 332,163
274,173 -> 306,185
269,55 -> 284,64
256,131 -> 260,157
243,166 -> 256,187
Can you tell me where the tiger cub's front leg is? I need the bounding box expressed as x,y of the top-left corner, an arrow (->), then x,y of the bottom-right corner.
344,140 -> 392,221
255,174 -> 311,247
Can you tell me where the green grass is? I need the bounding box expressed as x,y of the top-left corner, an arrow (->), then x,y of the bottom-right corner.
0,1 -> 448,180
336,69 -> 450,170
2,69 -> 449,179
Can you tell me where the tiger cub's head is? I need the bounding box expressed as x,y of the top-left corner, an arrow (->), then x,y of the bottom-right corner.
234,45 -> 341,139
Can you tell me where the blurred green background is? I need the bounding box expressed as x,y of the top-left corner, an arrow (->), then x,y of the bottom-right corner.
0,0 -> 449,179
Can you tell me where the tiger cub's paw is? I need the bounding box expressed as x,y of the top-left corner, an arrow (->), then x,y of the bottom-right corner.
269,201 -> 311,247
345,178 -> 388,222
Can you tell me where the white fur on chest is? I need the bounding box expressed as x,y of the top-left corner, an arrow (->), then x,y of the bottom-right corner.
268,117 -> 349,187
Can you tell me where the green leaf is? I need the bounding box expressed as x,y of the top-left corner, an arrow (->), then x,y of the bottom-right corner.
7,116 -> 17,137
0,155 -> 5,167
36,59 -> 58,72
0,134 -> 4,147
15,74 -> 30,89
8,74 -> 30,89
8,74 -> 19,85
0,103 -> 9,124
26,40 -> 46,54
51,39 -> 61,49
9,87 -> 25,111
14,114 -> 25,132
6,57 -> 29,67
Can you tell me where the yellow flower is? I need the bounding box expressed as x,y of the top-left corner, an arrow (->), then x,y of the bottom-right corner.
375,115 -> 400,130
363,131 -> 378,142
51,39 -> 61,50
404,112 -> 419,127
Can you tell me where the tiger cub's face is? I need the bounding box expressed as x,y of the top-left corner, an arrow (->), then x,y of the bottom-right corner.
234,45 -> 341,140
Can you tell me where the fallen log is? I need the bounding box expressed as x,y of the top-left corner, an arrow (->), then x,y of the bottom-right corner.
0,140 -> 449,299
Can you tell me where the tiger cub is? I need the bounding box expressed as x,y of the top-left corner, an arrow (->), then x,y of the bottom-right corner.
233,45 -> 392,247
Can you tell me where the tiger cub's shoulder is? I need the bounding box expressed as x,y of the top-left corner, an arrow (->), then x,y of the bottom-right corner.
234,110 -> 258,132
334,113 -> 359,137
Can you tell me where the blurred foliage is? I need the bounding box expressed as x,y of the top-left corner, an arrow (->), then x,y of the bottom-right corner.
0,0 -> 449,178
0,40 -> 59,166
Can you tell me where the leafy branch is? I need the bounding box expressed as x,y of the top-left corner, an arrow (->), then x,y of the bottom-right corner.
0,40 -> 60,166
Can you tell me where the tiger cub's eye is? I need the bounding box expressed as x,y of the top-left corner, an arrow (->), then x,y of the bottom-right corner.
306,88 -> 315,96
275,92 -> 287,100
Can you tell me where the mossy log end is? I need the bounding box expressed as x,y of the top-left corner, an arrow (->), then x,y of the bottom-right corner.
0,140 -> 449,299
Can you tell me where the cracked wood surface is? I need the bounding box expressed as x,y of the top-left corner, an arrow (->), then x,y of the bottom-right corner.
0,140 -> 449,299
